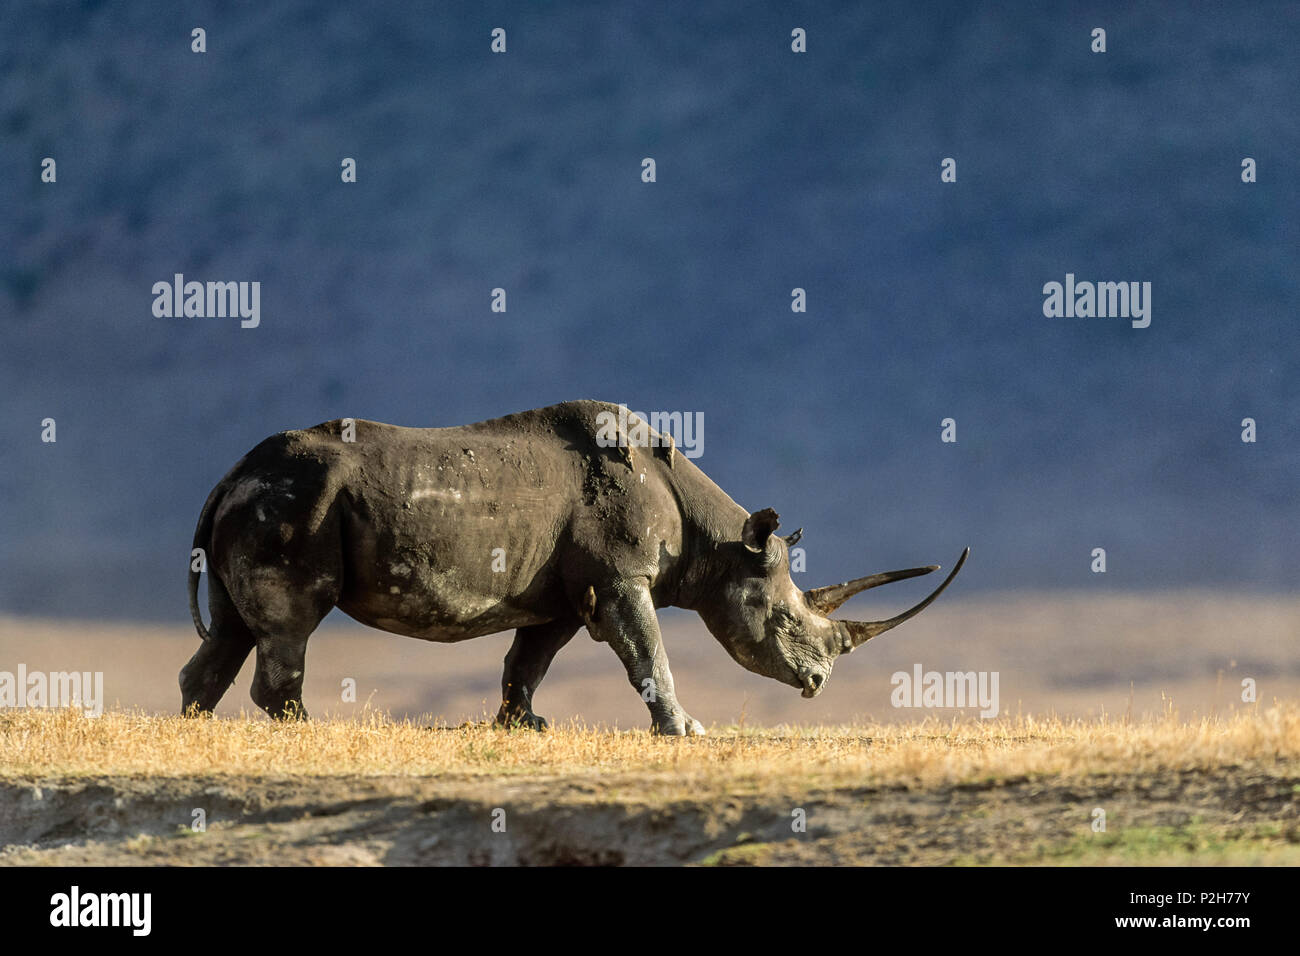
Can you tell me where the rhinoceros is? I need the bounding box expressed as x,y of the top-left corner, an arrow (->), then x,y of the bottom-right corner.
181,400 -> 967,733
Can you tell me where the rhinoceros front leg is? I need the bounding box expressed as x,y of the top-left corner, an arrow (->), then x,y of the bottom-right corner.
496,618 -> 581,731
587,582 -> 705,736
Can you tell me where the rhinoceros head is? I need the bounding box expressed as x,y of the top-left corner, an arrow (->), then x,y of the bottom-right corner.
697,508 -> 968,698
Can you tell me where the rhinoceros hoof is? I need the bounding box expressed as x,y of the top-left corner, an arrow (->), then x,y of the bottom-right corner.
496,711 -> 549,732
653,715 -> 707,736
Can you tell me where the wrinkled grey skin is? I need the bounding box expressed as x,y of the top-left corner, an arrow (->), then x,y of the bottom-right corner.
181,400 -> 967,733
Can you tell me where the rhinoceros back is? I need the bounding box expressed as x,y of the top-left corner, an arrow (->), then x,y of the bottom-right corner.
283,403 -> 615,639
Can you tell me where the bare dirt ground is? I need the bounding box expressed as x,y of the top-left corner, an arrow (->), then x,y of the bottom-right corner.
3,766 -> 1298,866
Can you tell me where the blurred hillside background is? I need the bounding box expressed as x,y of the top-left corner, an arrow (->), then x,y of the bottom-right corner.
2,0 -> 1298,622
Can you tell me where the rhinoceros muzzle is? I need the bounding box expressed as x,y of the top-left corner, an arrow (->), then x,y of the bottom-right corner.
798,667 -> 827,698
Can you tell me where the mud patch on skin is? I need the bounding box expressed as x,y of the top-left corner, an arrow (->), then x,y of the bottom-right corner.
580,453 -> 624,506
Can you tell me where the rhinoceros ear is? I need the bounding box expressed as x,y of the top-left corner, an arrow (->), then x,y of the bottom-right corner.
742,508 -> 781,552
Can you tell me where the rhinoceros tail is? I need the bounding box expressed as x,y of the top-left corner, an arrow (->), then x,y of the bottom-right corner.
188,471 -> 233,643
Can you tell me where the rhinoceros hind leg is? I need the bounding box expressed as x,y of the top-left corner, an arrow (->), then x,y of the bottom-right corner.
236,574 -> 339,721
495,618 -> 581,730
180,573 -> 257,716
250,634 -> 313,720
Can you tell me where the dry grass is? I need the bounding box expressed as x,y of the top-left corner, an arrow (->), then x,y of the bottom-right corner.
2,704 -> 1297,796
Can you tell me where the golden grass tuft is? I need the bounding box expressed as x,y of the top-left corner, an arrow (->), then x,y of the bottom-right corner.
1,704 -> 1297,795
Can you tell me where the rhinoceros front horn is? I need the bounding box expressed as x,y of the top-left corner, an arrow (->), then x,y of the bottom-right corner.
804,565 -> 939,615
839,548 -> 970,649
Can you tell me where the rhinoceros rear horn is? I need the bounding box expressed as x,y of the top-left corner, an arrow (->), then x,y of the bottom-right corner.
804,565 -> 938,615
841,548 -> 969,649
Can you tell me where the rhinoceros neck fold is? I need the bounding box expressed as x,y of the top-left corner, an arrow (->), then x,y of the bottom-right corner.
660,456 -> 750,614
